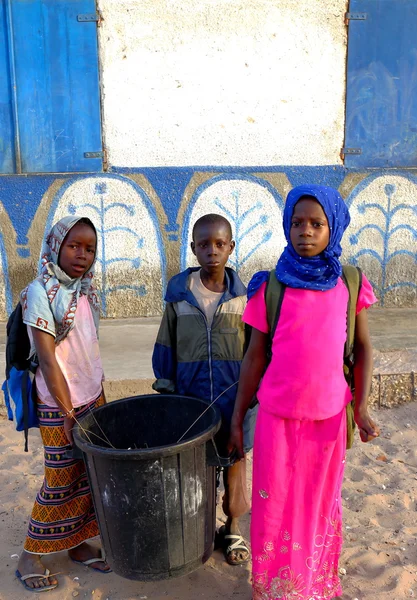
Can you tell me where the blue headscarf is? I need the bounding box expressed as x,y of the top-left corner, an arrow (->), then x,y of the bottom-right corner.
248,184 -> 350,298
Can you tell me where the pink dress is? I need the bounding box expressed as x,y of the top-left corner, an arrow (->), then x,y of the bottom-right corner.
243,275 -> 377,600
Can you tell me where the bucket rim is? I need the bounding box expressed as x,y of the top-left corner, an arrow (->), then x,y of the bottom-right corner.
73,394 -> 222,460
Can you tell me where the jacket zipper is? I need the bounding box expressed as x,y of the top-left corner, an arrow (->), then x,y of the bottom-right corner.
207,302 -> 223,403
188,299 -> 222,403
193,305 -> 215,403
207,324 -> 213,402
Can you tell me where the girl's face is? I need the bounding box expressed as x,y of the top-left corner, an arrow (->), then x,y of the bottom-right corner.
58,222 -> 96,278
290,197 -> 330,257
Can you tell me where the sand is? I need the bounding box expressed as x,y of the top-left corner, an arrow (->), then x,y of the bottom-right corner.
0,402 -> 416,600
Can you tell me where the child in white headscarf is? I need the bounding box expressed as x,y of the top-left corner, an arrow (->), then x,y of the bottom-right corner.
16,216 -> 110,592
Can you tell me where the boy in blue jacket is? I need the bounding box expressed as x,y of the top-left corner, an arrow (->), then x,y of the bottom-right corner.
152,213 -> 256,565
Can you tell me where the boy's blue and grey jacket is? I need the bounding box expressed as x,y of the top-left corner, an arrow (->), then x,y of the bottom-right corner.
152,266 -> 248,425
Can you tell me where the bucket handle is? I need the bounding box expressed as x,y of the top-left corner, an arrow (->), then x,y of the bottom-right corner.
206,437 -> 237,468
176,381 -> 239,444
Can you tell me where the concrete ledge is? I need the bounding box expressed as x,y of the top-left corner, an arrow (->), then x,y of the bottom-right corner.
368,308 -> 417,408
369,372 -> 416,408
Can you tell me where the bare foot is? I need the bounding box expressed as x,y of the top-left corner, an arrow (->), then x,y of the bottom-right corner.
68,542 -> 111,572
16,551 -> 58,590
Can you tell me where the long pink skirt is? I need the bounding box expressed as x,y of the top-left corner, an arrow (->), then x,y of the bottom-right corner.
251,405 -> 346,600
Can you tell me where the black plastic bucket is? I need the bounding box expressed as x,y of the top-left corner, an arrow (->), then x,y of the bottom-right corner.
73,395 -> 222,581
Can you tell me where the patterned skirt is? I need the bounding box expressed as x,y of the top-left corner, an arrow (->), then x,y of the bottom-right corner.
24,394 -> 104,555
251,406 -> 346,600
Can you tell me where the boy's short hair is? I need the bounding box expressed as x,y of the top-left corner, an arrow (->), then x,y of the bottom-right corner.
192,213 -> 233,240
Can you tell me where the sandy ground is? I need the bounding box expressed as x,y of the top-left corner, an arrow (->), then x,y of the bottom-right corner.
0,403 -> 416,600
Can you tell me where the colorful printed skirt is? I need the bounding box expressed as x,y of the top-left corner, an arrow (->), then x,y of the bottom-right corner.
24,394 -> 104,555
251,405 -> 346,600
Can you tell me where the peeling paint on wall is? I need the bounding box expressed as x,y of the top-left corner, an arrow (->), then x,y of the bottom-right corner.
344,173 -> 417,307
182,175 -> 286,283
0,1 -> 415,317
0,167 -> 415,320
45,174 -> 166,317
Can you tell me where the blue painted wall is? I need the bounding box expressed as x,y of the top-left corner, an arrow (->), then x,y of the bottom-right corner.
0,0 -> 102,173
345,0 -> 417,167
0,165 -> 415,319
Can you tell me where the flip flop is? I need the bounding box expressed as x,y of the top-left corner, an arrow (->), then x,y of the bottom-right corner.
15,568 -> 58,592
70,550 -> 112,573
216,525 -> 251,566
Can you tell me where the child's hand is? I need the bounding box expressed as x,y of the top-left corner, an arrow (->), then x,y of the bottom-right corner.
355,409 -> 380,443
64,415 -> 75,445
227,421 -> 244,460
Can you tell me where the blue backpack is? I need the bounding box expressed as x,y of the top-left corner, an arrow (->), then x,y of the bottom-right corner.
2,302 -> 38,451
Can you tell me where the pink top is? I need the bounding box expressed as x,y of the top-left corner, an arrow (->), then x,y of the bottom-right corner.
243,275 -> 377,420
31,296 -> 104,408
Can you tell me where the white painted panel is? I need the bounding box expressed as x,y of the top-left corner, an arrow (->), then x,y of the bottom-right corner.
98,0 -> 346,167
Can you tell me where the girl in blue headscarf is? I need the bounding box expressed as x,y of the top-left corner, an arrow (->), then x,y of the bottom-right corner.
228,185 -> 380,600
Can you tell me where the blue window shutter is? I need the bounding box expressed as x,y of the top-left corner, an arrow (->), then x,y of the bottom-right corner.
10,0 -> 102,173
0,3 -> 16,173
345,0 -> 417,167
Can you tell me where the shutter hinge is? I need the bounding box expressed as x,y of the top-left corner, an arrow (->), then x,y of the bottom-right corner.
341,147 -> 362,159
84,151 -> 103,159
345,12 -> 367,24
84,149 -> 108,170
77,13 -> 102,26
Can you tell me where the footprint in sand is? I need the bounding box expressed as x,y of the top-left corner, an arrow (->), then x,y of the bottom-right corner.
349,468 -> 365,482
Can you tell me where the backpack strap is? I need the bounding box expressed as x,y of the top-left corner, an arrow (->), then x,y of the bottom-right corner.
341,265 -> 362,364
264,270 -> 285,352
21,369 -> 30,453
341,264 -> 362,450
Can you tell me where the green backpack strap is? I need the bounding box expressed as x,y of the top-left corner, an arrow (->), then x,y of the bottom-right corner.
341,264 -> 362,449
341,265 -> 362,368
264,270 -> 285,352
